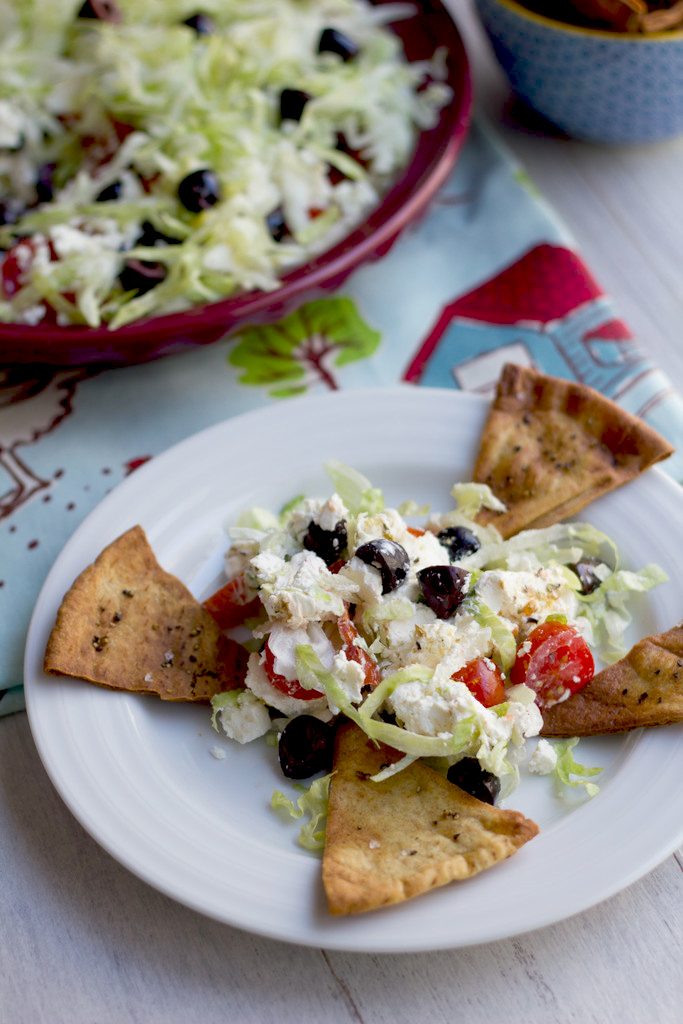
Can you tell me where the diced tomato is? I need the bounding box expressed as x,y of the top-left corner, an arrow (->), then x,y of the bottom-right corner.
328,558 -> 346,575
263,640 -> 323,701
216,635 -> 250,691
202,574 -> 262,630
451,658 -> 506,708
407,526 -> 425,538
509,621 -> 594,706
337,608 -> 381,690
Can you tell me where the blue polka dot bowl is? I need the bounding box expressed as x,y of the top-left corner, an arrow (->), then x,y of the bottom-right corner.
474,0 -> 683,142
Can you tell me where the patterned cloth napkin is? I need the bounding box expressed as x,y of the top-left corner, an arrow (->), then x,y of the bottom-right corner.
2,119 -> 682,716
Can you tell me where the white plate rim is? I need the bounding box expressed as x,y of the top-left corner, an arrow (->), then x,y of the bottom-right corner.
24,385 -> 683,952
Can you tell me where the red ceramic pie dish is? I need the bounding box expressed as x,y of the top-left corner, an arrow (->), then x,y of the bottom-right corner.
0,1 -> 472,367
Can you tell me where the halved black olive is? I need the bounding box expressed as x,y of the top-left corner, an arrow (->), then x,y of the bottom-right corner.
137,220 -> 182,248
119,259 -> 166,295
183,12 -> 215,35
266,206 -> 288,242
447,757 -> 500,805
417,565 -> 469,619
279,88 -> 310,123
278,715 -> 335,779
317,27 -> 359,62
355,539 -> 409,594
437,526 -> 481,561
177,168 -> 221,212
35,164 -> 55,204
95,180 -> 123,202
568,558 -> 603,595
77,0 -> 122,23
303,519 -> 347,566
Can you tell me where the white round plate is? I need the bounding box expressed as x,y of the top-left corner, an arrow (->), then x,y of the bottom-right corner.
25,387 -> 683,952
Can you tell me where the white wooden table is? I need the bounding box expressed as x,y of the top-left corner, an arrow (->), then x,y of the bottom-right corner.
2,4 -> 682,1021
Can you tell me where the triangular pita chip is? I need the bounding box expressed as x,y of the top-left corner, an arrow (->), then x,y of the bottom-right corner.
473,364 -> 673,538
322,724 -> 538,915
541,623 -> 683,736
44,525 -> 247,701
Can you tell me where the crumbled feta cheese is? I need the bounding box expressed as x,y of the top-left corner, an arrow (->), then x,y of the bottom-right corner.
528,738 -> 558,775
387,678 -> 509,744
337,556 -> 384,604
368,839 -> 380,850
380,611 -> 493,680
286,493 -> 348,541
210,746 -> 227,760
252,549 -> 356,627
327,652 -> 366,713
475,566 -> 579,633
215,688 -> 271,744
504,700 -> 543,746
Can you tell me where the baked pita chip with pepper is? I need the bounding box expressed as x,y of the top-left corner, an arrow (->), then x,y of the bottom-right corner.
322,724 -> 538,916
542,623 -> 683,736
44,525 -> 247,701
473,364 -> 673,539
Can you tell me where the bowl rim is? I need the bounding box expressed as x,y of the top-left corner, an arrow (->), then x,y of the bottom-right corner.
0,0 -> 473,357
479,0 -> 683,42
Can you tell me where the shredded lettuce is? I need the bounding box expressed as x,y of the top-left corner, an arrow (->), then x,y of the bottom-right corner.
578,564 -> 668,660
271,773 -> 332,852
467,522 -> 618,572
296,644 -> 477,760
325,460 -> 384,515
551,738 -> 602,797
467,598 -> 517,672
451,482 -> 506,519
235,507 -> 281,532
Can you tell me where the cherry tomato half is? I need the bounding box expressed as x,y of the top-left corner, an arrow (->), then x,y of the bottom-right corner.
263,641 -> 323,701
202,574 -> 262,630
509,621 -> 594,706
337,608 -> 381,690
452,658 -> 506,708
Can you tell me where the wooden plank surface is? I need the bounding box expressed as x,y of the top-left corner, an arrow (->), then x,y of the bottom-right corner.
2,3 -> 682,1021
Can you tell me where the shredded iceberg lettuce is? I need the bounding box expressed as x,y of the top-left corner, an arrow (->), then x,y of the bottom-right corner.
324,460 -> 384,515
577,564 -> 668,660
271,773 -> 332,852
551,738 -> 602,797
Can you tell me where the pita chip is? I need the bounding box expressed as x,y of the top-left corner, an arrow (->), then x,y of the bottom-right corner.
44,525 -> 247,701
322,724 -> 538,915
473,364 -> 673,539
542,623 -> 683,736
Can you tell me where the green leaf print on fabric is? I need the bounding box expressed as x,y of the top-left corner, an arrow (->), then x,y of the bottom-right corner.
228,298 -> 381,396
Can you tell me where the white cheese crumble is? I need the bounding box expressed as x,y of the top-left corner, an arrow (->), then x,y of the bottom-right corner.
387,678 -> 508,743
214,688 -> 272,745
475,566 -> 579,634
528,738 -> 558,775
210,746 -> 227,760
252,549 -> 356,627
286,493 -> 348,541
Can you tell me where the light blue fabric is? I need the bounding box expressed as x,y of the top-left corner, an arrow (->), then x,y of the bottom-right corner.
2,120 -> 681,715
